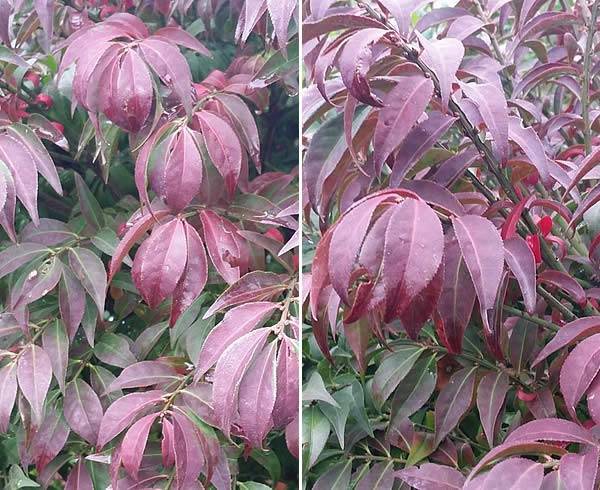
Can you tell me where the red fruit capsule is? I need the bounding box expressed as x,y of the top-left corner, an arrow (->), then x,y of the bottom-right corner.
264,227 -> 285,243
34,93 -> 53,109
537,216 -> 553,237
51,121 -> 64,135
526,234 -> 542,264
517,389 -> 537,402
24,71 -> 40,88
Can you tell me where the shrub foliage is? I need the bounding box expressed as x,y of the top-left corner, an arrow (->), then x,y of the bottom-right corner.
0,0 -> 298,488
303,0 -> 600,488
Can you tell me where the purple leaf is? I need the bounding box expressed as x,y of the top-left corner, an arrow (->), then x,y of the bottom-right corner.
195,111 -> 243,198
65,459 -> 93,490
107,361 -> 178,393
272,336 -> 299,428
419,37 -> 464,111
171,412 -> 203,487
17,344 -> 52,426
373,76 -> 434,173
302,13 -> 387,43
504,236 -> 537,314
461,82 -> 508,163
313,461 -> 352,489
41,320 -> 68,393
64,379 -> 103,446
169,221 -> 208,327
505,418 -> 596,445
199,209 -> 249,285
34,0 -> 54,50
434,366 -> 477,445
0,160 -> 16,241
0,243 -> 49,280
435,230 -> 476,353
195,301 -> 277,379
267,0 -> 296,52
11,256 -> 62,310
108,208 -> 171,282
508,116 -> 551,186
59,267 -> 86,340
152,27 -> 211,56
476,371 -> 509,447
19,218 -> 71,249
376,197 -> 444,321
398,180 -> 465,217
338,28 -> 387,107
0,362 -> 17,432
30,407 -> 70,473
153,128 -> 203,213
391,114 -> 457,185
238,341 -> 278,447
356,461 -> 394,490
68,247 -> 107,315
121,413 -> 159,479
397,463 -> 466,490
452,215 -> 504,314
203,271 -> 287,318
212,328 -> 271,438
97,390 -> 163,449
537,270 -> 586,306
465,457 -> 543,489
139,37 -> 193,114
132,218 -> 187,309
559,446 -> 599,490
560,334 -> 600,419
533,317 -> 600,367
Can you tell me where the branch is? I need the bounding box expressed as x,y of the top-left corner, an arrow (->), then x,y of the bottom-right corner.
582,0 -> 599,155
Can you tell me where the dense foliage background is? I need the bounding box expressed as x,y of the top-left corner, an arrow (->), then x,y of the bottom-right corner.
303,0 -> 600,488
0,0 -> 299,488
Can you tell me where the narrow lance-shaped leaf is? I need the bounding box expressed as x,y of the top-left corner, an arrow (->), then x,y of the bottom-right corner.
372,346 -> 424,406
272,336 -> 299,428
419,36 -> 464,111
41,320 -> 68,393
30,407 -> 70,473
121,413 -> 159,479
508,116 -> 551,186
537,270 -> 586,306
476,371 -> 509,447
97,390 -> 163,448
435,366 -> 477,445
0,362 -> 17,432
238,341 -> 278,448
65,459 -> 93,490
64,379 -> 103,446
313,460 -> 352,490
195,301 -> 277,379
73,173 -> 105,231
461,82 -> 509,164
59,267 -> 86,340
559,333 -> 600,419
453,215 -> 504,330
0,243 -> 49,280
212,328 -> 271,439
17,344 -> 53,426
107,361 -> 178,393
373,75 -> 434,173
397,463 -> 466,490
68,247 -> 107,315
466,457 -> 544,489
504,236 -> 537,314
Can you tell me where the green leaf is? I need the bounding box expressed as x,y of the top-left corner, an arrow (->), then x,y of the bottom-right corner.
303,372 -> 339,407
312,460 -> 352,489
372,346 -> 424,408
237,483 -> 271,490
7,465 -> 39,489
318,386 -> 353,449
73,173 -> 105,231
302,406 -> 330,471
250,449 -> 282,483
92,228 -> 132,267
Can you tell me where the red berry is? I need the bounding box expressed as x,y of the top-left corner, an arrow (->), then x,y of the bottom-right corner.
517,389 -> 537,402
51,121 -> 64,135
34,93 -> 53,109
264,227 -> 285,243
524,171 -> 539,186
293,253 -> 299,271
583,420 -> 596,429
100,5 -> 118,19
24,71 -> 40,88
537,215 -> 553,237
525,234 -> 542,264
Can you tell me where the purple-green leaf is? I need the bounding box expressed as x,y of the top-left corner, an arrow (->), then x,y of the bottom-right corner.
476,371 -> 509,447
17,344 -> 53,426
68,247 -> 107,315
64,379 -> 103,446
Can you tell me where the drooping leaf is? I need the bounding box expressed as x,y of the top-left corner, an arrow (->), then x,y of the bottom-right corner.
41,320 -> 68,393
397,463 -> 466,490
16,344 -> 52,426
64,379 -> 103,446
68,247 -> 107,315
476,371 -> 509,447
508,116 -> 551,186
504,236 -> 537,314
537,270 -> 586,306
0,362 -> 17,433
195,302 -> 277,379
313,460 -> 352,490
434,366 -> 477,445
373,75 -> 434,173
372,345 -> 424,407
65,459 -> 93,490
120,413 -> 159,479
97,390 -> 163,448
107,361 -> 178,393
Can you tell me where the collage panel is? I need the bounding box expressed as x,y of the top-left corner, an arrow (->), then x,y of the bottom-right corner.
302,0 -> 600,488
0,0 -> 299,488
